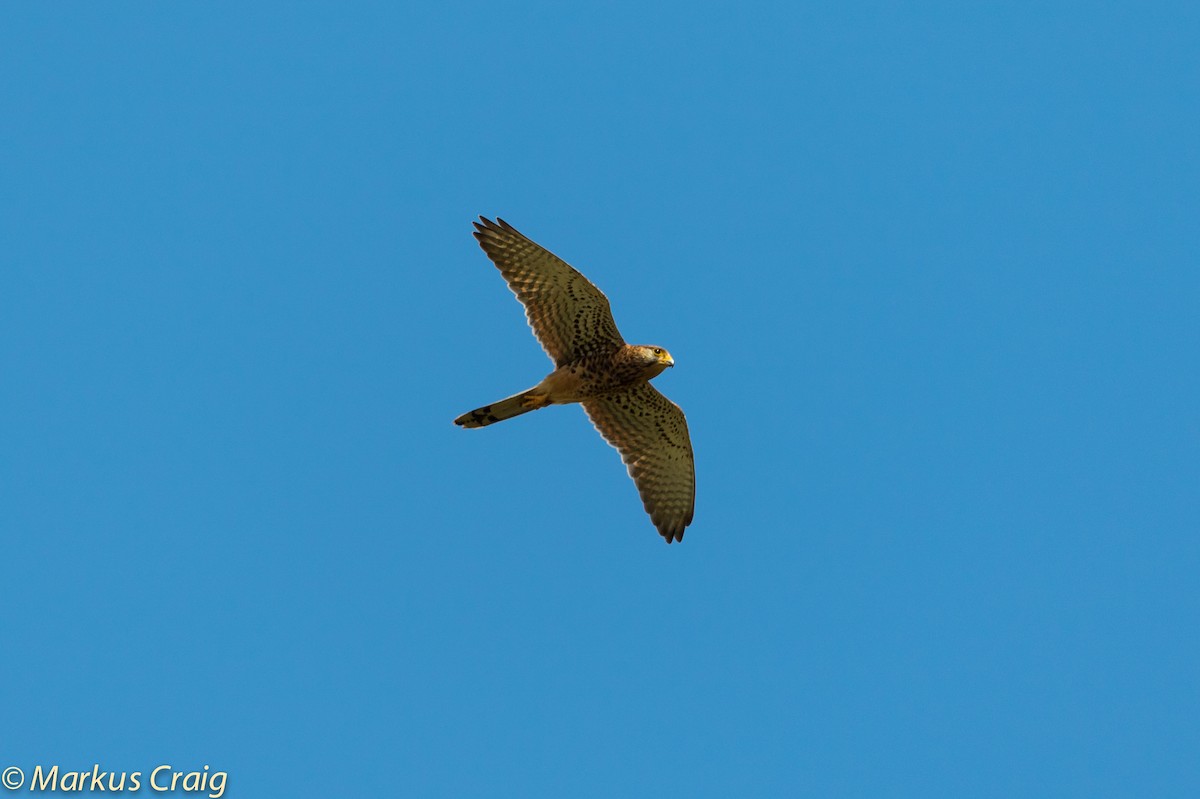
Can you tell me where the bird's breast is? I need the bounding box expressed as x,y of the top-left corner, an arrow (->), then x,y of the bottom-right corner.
539,356 -> 646,404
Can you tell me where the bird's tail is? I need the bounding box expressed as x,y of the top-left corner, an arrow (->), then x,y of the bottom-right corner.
454,388 -> 552,428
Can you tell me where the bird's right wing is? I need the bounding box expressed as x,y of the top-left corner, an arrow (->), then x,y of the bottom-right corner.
473,217 -> 625,366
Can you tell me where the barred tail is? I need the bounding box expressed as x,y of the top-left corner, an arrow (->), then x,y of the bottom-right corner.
454,388 -> 551,428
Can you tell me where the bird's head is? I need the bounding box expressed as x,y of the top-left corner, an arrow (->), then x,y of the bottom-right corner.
632,345 -> 675,378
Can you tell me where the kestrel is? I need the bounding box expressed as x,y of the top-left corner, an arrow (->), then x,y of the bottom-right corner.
454,217 -> 696,543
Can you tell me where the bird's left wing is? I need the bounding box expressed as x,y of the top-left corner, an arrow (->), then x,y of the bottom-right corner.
582,383 -> 695,543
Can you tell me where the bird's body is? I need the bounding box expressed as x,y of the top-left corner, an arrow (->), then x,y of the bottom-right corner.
455,346 -> 672,427
454,217 -> 695,543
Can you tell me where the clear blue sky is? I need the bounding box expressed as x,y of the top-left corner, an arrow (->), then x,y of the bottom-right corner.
2,2 -> 1197,797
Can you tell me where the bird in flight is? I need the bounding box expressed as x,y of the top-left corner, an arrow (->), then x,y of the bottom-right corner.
455,217 -> 696,543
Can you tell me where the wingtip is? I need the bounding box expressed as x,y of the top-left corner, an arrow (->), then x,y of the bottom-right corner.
473,216 -> 511,246
473,216 -> 520,234
659,527 -> 685,544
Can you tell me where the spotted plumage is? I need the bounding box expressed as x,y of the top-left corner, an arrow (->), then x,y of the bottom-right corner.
454,217 -> 696,543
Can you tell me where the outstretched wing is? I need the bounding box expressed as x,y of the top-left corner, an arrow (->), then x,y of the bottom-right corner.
583,383 -> 695,543
473,217 -> 625,366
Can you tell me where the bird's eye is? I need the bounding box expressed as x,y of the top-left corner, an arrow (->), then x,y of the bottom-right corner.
653,348 -> 662,355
